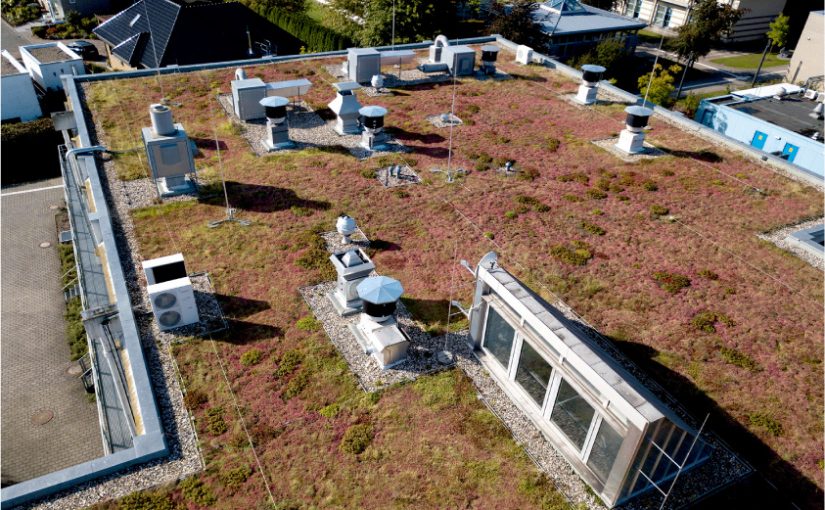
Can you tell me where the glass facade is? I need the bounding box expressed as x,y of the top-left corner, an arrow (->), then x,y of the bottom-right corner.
515,341 -> 553,407
483,307 -> 515,368
550,378 -> 596,450
587,420 -> 624,482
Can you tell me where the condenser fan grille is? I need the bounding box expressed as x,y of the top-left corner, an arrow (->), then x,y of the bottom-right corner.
159,310 -> 182,327
153,292 -> 177,309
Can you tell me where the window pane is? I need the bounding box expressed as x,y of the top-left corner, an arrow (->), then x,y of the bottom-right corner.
587,420 -> 624,483
515,341 -> 553,407
483,307 -> 515,368
550,378 -> 595,450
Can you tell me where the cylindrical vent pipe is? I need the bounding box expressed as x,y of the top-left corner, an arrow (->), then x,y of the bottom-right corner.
624,105 -> 653,132
481,45 -> 499,62
359,105 -> 387,130
259,96 -> 289,123
149,104 -> 175,136
581,64 -> 606,84
234,68 -> 247,81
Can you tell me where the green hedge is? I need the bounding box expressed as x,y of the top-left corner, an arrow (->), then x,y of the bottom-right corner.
244,2 -> 351,52
1,118 -> 63,185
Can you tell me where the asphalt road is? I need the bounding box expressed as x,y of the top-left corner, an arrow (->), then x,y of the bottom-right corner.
1,19 -> 35,57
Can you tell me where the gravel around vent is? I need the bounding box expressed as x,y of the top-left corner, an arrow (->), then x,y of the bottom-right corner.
758,217 -> 825,270
216,94 -> 409,159
374,165 -> 421,187
591,137 -> 666,162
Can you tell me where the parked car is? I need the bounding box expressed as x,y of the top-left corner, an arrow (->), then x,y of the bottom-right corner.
66,41 -> 99,60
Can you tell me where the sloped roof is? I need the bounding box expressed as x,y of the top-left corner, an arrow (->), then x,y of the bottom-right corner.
534,0 -> 646,36
93,0 -> 300,68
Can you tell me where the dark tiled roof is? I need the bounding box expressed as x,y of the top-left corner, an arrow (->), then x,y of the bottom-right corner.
93,0 -> 300,68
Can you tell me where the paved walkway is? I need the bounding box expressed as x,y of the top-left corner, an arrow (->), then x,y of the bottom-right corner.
1,178 -> 102,485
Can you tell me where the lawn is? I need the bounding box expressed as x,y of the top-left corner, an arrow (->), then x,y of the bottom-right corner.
82,48 -> 823,509
710,52 -> 789,69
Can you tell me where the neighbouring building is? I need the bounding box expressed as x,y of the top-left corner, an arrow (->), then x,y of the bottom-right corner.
787,10 -> 824,86
618,0 -> 787,42
19,42 -> 85,92
1,50 -> 42,122
93,0 -> 301,69
533,0 -> 647,57
467,252 -> 712,507
695,83 -> 824,179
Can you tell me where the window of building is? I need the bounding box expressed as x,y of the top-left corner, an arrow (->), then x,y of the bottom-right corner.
483,306 -> 515,368
626,0 -> 642,18
586,419 -> 624,482
515,340 -> 553,407
653,3 -> 674,27
550,377 -> 596,450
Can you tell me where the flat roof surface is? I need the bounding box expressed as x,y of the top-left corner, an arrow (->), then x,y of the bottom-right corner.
0,53 -> 24,75
26,45 -> 76,63
72,42 -> 824,508
728,94 -> 825,139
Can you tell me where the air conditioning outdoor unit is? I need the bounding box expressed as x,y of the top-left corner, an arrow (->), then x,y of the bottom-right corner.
142,253 -> 199,331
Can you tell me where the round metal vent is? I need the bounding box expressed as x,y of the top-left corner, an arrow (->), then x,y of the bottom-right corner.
153,292 -> 177,310
159,310 -> 182,327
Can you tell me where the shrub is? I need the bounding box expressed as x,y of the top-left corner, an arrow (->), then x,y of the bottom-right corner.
551,241 -> 592,266
319,403 -> 340,418
652,271 -> 690,293
240,348 -> 263,366
483,232 -> 495,240
581,221 -> 606,236
748,412 -> 784,437
296,315 -> 320,331
275,350 -> 303,377
517,166 -> 540,181
290,205 -> 312,217
504,210 -> 518,219
340,423 -> 374,454
464,104 -> 480,115
642,180 -> 658,191
557,172 -> 588,184
183,389 -> 207,409
65,297 -> 87,361
179,477 -> 216,507
563,194 -> 582,202
586,188 -> 607,200
116,491 -> 179,510
205,406 -> 228,435
698,269 -> 719,280
282,369 -> 309,400
650,205 -> 669,218
691,311 -> 734,333
360,168 -> 376,179
219,465 -> 253,490
720,346 -> 760,372
546,137 -> 561,152
595,177 -> 611,191
591,209 -> 604,216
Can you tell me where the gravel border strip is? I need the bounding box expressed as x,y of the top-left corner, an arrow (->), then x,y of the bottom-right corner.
757,217 -> 825,270
591,137 -> 667,162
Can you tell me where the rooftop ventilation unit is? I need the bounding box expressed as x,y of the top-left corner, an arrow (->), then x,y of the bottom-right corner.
428,34 -> 450,63
259,96 -> 293,150
615,105 -> 652,154
231,73 -> 267,121
336,214 -> 357,243
370,74 -> 384,89
327,247 -> 375,316
480,45 -> 499,75
804,89 -> 818,100
811,102 -> 824,120
329,82 -> 363,135
350,276 -> 409,369
359,105 -> 388,151
575,64 -> 605,105
347,48 -> 381,85
142,253 -> 199,331
516,45 -> 533,65
141,104 -> 196,196
443,45 -> 475,77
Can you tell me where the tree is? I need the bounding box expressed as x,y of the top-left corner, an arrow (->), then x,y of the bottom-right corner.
767,12 -> 790,51
638,63 -> 681,107
359,0 -> 456,46
570,38 -> 631,80
488,0 -> 544,50
670,0 -> 741,97
263,0 -> 307,13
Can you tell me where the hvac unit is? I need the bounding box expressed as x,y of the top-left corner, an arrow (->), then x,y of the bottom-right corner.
516,45 -> 533,65
141,104 -> 197,196
231,69 -> 267,121
347,48 -> 381,84
442,45 -> 475,76
142,253 -> 199,331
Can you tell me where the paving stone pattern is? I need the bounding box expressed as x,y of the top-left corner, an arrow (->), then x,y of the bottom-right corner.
1,179 -> 102,485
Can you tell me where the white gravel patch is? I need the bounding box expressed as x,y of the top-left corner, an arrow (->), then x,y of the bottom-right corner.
758,217 -> 825,270
374,164 -> 421,188
216,94 -> 409,159
591,137 -> 666,162
427,113 -> 463,128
